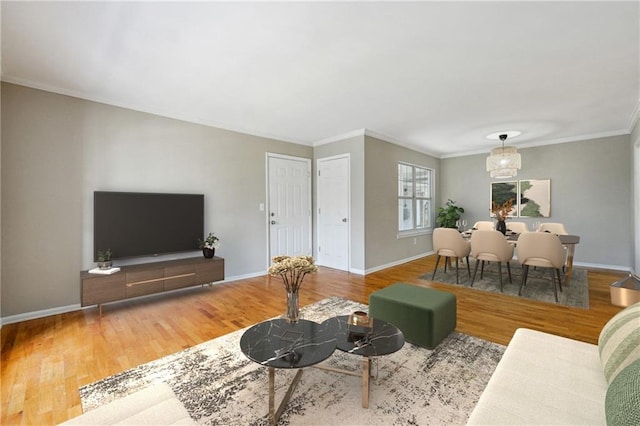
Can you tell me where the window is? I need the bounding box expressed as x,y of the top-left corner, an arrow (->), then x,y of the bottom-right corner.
398,163 -> 433,233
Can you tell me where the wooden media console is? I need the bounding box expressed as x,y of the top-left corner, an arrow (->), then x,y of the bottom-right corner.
81,256 -> 224,315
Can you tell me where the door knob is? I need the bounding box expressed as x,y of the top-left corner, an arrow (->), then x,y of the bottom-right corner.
271,220 -> 277,225
342,218 -> 348,222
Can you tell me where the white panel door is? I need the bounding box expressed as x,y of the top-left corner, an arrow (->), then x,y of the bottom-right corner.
317,155 -> 350,271
268,155 -> 311,259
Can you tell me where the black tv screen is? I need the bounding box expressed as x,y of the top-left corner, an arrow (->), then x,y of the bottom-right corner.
94,191 -> 204,261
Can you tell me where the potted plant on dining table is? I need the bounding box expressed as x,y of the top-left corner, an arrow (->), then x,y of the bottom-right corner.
491,199 -> 514,235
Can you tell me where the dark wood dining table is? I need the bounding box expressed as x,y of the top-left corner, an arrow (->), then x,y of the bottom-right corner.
463,231 -> 581,285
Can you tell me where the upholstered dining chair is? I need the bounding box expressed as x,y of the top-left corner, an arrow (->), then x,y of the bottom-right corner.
432,228 -> 471,284
472,221 -> 495,231
469,230 -> 515,292
516,232 -> 565,302
538,222 -> 568,235
507,222 -> 528,234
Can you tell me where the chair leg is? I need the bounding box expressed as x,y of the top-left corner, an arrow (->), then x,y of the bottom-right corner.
466,256 -> 471,277
455,257 -> 460,284
507,261 -> 512,283
432,255 -> 441,280
444,257 -> 449,273
471,259 -> 480,286
480,260 -> 485,279
556,268 -> 563,292
519,265 -> 529,295
498,262 -> 503,292
550,268 -> 558,302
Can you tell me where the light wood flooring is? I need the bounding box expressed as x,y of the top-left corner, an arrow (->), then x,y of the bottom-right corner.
1,254 -> 627,425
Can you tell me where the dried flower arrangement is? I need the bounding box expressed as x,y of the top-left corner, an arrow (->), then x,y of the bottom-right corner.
491,199 -> 514,222
268,255 -> 318,293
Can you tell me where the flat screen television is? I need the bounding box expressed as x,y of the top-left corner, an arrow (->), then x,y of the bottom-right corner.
94,191 -> 204,261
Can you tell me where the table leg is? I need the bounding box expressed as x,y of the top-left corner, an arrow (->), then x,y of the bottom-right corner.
268,367 -> 275,426
563,244 -> 576,286
267,367 -> 303,426
362,357 -> 371,408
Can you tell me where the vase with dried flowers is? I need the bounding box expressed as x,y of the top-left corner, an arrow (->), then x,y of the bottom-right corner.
490,199 -> 514,235
268,255 -> 318,323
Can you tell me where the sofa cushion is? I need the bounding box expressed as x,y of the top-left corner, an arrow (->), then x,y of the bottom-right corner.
598,302 -> 640,384
60,382 -> 195,425
467,328 -> 607,425
605,358 -> 640,426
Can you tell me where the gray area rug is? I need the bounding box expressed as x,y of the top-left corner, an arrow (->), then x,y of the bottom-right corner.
79,297 -> 505,425
420,260 -> 589,309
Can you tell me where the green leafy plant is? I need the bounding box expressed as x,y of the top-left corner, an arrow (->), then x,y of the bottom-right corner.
436,199 -> 465,228
197,232 -> 220,250
97,249 -> 112,262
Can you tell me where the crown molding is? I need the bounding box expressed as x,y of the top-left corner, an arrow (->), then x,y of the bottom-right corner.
440,128 -> 632,159
313,129 -> 366,146
0,75 -> 309,146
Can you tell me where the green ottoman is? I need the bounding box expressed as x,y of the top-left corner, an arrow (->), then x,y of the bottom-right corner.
369,283 -> 456,349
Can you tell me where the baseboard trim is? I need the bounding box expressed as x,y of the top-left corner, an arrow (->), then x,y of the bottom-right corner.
1,303 -> 83,326
1,261 -> 631,325
0,271 -> 267,326
364,251 -> 435,275
573,261 -> 633,273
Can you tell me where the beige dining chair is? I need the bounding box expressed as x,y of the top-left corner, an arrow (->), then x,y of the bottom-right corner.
432,228 -> 471,284
507,222 -> 528,234
538,222 -> 568,235
472,221 -> 495,231
470,230 -> 515,292
516,232 -> 565,302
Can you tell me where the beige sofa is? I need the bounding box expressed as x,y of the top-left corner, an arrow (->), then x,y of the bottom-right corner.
468,302 -> 640,425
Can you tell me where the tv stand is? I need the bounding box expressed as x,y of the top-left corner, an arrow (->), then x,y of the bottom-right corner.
81,256 -> 224,315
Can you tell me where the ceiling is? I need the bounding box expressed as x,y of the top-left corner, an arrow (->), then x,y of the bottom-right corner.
2,1 -> 639,157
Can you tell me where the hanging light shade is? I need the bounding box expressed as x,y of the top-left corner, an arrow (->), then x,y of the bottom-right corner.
486,134 -> 521,179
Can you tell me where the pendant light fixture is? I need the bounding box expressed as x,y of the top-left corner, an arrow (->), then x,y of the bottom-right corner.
486,133 -> 521,179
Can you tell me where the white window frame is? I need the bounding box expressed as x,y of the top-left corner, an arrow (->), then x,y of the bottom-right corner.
397,162 -> 434,237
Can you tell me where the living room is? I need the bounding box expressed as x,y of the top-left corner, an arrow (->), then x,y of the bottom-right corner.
1,1 -> 639,424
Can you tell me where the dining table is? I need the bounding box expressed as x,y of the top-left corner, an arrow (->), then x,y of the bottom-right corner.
463,230 -> 580,286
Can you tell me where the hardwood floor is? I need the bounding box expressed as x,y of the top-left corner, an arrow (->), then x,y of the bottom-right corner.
1,255 -> 627,425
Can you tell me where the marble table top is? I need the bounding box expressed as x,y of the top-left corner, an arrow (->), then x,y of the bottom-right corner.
239,318 -> 337,369
323,315 -> 405,357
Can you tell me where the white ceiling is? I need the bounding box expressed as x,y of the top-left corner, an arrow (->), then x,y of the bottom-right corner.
2,1 -> 639,157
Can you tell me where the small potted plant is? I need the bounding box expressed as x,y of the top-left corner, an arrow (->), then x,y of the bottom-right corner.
198,232 -> 220,258
97,249 -> 113,270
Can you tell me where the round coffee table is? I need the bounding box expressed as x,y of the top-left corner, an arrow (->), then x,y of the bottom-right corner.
320,315 -> 404,408
240,318 -> 337,425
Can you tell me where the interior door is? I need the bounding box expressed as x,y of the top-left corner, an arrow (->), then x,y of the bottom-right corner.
267,154 -> 312,259
317,155 -> 350,271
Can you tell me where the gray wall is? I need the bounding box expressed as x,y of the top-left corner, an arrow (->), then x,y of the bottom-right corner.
632,119 -> 640,273
313,135 -> 366,272
441,135 -> 633,269
364,136 -> 439,270
1,83 -> 311,318
1,82 -> 636,320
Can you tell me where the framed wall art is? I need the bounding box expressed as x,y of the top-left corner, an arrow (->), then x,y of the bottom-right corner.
490,181 -> 518,218
518,179 -> 551,217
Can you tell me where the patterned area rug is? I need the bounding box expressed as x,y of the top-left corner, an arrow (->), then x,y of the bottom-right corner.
420,260 -> 589,309
80,297 -> 505,425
